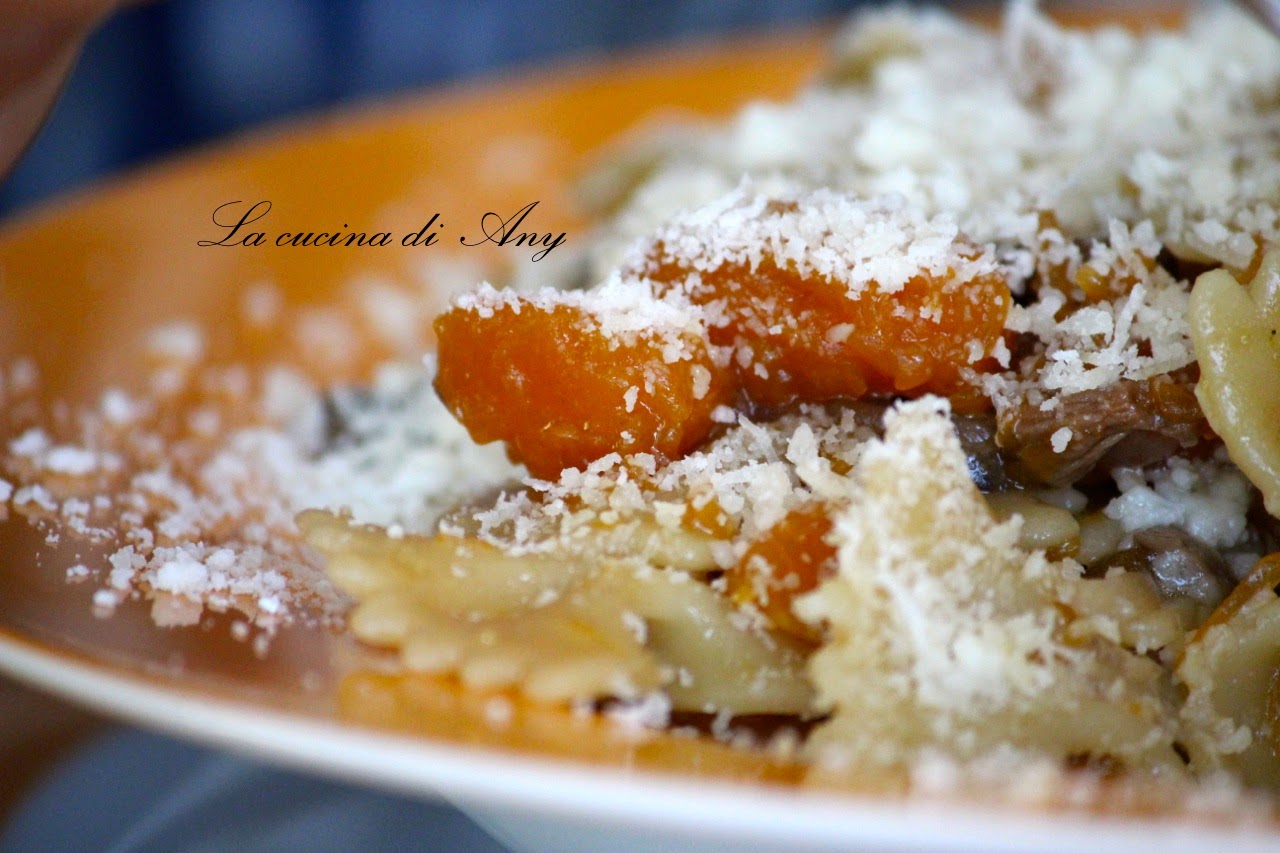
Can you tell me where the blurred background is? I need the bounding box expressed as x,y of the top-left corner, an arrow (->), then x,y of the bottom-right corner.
0,0 -> 872,219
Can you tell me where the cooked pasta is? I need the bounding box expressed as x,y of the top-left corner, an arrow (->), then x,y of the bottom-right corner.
795,399 -> 1182,773
292,3 -> 1280,798
1179,555 -> 1280,788
1190,251 -> 1280,517
301,509 -> 813,713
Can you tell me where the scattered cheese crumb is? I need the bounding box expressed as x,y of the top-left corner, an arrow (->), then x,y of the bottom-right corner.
146,321 -> 205,363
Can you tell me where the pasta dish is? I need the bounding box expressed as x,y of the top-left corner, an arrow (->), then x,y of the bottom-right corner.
4,1 -> 1280,812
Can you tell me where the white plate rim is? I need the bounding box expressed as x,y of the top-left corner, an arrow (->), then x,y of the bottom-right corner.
2,627 -> 1277,852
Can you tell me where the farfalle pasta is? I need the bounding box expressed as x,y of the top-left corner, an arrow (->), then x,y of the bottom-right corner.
291,3 -> 1280,795
1190,250 -> 1280,516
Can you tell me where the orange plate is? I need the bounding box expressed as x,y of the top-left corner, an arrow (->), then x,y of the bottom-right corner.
3,8 -> 1267,852
0,22 -> 826,785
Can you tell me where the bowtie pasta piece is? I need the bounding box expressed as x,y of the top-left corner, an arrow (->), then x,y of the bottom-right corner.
303,510 -> 813,715
1189,250 -> 1280,516
797,398 -> 1183,773
1179,554 -> 1280,788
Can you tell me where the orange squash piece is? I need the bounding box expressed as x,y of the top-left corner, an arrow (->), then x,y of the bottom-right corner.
646,253 -> 1010,413
725,503 -> 836,643
433,296 -> 735,480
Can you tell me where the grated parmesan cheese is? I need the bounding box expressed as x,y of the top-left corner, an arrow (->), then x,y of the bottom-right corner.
634,183 -> 1000,299
451,274 -> 708,363
1105,453 -> 1254,554
145,321 -> 205,363
797,398 -> 1179,769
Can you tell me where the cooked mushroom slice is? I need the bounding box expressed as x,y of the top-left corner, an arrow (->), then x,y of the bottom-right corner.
952,412 -> 1015,492
1084,526 -> 1235,627
996,377 -> 1204,487
1132,526 -> 1235,611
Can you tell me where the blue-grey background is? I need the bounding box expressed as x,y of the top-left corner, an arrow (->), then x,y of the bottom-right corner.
1,0 -> 872,219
